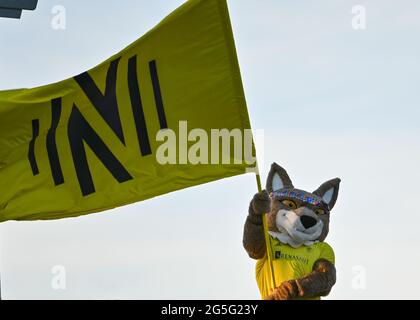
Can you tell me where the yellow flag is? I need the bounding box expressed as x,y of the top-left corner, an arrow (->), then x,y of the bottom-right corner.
0,0 -> 255,222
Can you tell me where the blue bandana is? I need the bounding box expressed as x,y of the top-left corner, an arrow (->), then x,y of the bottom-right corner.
269,189 -> 328,209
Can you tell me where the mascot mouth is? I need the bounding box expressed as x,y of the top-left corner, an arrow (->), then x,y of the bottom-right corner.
269,209 -> 323,248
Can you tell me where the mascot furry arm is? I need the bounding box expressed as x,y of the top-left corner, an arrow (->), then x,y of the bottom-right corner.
243,163 -> 340,300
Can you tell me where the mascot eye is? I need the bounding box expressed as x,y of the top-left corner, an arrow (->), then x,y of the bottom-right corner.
282,200 -> 297,209
315,208 -> 325,215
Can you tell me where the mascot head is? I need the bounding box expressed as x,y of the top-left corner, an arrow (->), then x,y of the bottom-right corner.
266,163 -> 341,248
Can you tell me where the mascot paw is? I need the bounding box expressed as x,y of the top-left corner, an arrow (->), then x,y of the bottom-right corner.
251,190 -> 270,215
268,280 -> 299,300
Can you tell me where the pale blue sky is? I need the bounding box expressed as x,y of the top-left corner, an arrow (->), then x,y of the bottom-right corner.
0,0 -> 419,299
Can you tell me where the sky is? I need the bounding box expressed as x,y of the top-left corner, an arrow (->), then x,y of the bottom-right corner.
0,0 -> 420,299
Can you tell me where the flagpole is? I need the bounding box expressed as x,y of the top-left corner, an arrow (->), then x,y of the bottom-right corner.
254,170 -> 277,290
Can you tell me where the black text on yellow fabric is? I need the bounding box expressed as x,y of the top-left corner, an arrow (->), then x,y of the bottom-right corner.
0,0 -> 254,222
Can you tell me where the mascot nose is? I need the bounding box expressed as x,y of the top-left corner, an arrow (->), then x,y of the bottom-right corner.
300,215 -> 317,229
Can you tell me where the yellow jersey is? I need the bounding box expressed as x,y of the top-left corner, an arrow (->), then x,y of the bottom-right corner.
256,236 -> 335,300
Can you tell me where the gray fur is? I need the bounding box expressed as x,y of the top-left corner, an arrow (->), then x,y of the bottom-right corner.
243,163 -> 341,299
242,192 -> 268,260
266,163 -> 294,192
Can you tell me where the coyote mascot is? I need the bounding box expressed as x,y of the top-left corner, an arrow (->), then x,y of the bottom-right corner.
243,163 -> 340,300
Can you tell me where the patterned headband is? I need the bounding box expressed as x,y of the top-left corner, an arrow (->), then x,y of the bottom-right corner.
269,189 -> 328,209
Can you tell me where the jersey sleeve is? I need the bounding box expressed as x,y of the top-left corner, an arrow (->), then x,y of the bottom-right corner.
319,242 -> 335,265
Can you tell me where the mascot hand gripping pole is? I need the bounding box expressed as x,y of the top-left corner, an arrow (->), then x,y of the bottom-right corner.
243,163 -> 341,300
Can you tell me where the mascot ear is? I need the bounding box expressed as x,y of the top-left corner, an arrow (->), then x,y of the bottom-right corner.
313,178 -> 341,210
266,163 -> 294,192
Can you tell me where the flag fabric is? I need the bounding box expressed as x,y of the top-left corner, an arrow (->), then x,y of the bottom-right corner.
0,0 -> 254,222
